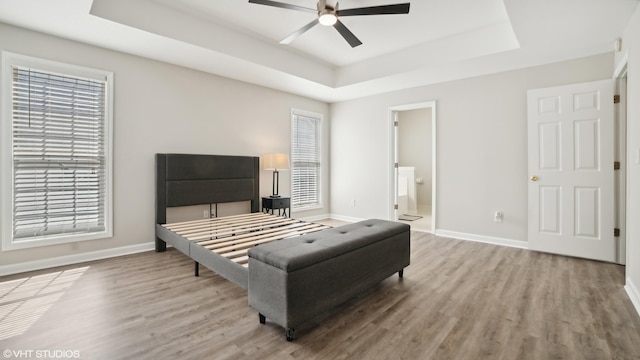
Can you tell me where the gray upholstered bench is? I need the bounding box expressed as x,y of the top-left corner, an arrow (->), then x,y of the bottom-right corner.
247,219 -> 410,341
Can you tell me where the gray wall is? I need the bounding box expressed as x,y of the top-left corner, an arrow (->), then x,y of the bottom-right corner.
330,52 -> 614,245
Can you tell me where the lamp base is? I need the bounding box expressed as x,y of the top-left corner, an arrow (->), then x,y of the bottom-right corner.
270,195 -> 282,198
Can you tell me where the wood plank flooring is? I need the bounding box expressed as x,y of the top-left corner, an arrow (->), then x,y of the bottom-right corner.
1,232 -> 640,359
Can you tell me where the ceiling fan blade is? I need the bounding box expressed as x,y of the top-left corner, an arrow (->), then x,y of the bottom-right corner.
333,20 -> 362,48
248,0 -> 316,14
337,3 -> 410,17
280,19 -> 319,44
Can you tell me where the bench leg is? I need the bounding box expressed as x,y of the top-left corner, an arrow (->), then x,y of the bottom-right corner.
399,269 -> 404,278
285,327 -> 295,341
259,313 -> 266,324
194,261 -> 199,277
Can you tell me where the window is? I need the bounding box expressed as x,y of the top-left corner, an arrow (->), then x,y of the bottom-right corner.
291,109 -> 322,210
1,52 -> 113,250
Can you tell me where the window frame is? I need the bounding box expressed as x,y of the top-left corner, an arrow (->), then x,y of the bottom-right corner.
1,52 -> 114,251
290,108 -> 323,211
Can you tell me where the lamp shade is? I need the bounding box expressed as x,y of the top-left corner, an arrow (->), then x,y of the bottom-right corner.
262,153 -> 290,171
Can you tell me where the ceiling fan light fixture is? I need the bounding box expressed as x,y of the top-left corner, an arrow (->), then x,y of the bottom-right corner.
249,0 -> 410,47
318,12 -> 337,26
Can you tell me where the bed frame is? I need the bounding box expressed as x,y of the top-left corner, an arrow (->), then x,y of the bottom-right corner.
154,153 -> 329,289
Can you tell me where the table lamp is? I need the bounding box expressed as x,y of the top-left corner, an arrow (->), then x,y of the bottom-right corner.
263,153 -> 290,198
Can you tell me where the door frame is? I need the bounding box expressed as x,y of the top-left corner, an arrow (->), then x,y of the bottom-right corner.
614,50 -> 629,265
388,101 -> 437,233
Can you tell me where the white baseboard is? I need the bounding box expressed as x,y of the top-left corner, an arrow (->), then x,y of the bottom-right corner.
626,277 -> 640,318
297,213 -> 366,223
0,242 -> 155,276
296,213 -> 332,222
435,229 -> 529,250
322,216 -> 529,251
409,227 -> 433,234
328,214 -> 366,223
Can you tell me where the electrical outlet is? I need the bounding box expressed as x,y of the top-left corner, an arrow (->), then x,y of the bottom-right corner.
494,211 -> 503,223
351,199 -> 356,207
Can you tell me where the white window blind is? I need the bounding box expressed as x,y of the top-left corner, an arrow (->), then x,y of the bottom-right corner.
7,62 -> 110,246
291,111 -> 321,208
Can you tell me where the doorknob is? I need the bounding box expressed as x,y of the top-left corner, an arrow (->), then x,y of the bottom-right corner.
530,175 -> 538,181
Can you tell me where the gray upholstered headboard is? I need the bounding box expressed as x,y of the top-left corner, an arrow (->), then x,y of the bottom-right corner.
155,153 -> 260,225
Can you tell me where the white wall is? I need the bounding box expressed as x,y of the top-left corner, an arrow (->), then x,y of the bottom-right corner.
330,52 -> 614,244
615,5 -> 640,315
397,108 -> 432,208
0,23 -> 329,272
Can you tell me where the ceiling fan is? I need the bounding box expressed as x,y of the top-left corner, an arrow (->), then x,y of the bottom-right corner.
248,0 -> 410,48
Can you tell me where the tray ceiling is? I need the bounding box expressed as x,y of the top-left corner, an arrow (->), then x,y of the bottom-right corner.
0,0 -> 637,102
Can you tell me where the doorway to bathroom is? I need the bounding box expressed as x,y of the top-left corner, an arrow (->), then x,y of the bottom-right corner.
389,101 -> 436,233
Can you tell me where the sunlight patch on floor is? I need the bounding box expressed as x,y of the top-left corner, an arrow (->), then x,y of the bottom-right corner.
0,266 -> 89,341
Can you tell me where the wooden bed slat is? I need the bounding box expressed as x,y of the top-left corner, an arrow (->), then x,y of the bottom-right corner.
164,212 -> 265,227
205,222 -> 327,252
163,212 -> 270,231
165,213 -> 271,232
163,213 -> 291,236
196,221 -> 312,247
218,224 -> 331,258
232,256 -> 249,264
182,217 -> 296,240
161,212 -> 331,277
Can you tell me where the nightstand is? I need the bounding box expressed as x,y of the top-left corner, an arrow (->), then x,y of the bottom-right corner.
262,197 -> 290,218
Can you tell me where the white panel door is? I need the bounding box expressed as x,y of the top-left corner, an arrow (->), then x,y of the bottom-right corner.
527,79 -> 615,262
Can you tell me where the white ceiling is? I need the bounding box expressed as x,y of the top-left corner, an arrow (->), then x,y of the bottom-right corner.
0,0 -> 637,102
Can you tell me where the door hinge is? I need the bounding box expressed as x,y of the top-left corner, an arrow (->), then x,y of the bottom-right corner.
614,161 -> 620,170
394,121 -> 399,127
394,162 -> 399,168
394,204 -> 398,210
614,95 -> 620,104
614,228 -> 620,237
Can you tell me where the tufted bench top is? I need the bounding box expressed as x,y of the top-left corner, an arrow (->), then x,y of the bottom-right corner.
248,219 -> 410,272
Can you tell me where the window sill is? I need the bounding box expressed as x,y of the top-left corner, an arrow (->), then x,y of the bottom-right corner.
2,230 -> 112,251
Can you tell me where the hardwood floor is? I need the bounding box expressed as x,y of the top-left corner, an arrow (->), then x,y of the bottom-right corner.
2,232 -> 640,359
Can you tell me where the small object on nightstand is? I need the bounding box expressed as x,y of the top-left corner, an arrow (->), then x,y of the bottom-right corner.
262,153 -> 290,198
262,196 -> 291,218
